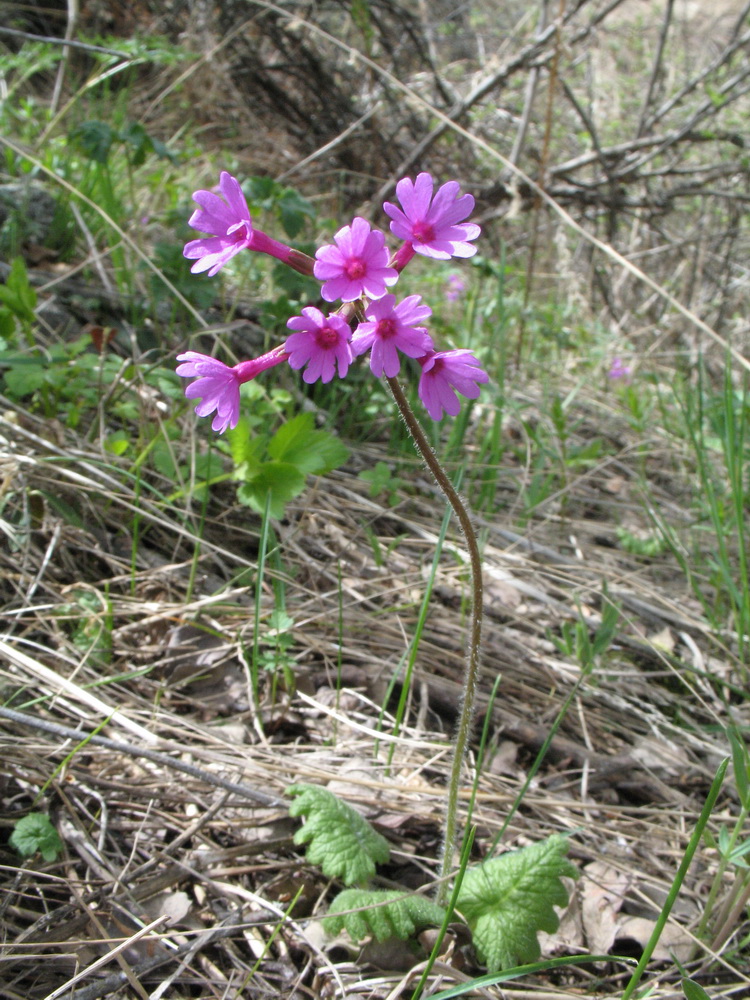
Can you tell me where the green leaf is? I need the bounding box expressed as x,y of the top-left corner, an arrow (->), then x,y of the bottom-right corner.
728,727 -> 749,806
0,307 -> 14,342
268,413 -> 349,475
70,120 -> 116,164
456,834 -> 577,972
324,888 -> 446,942
591,589 -> 620,658
278,188 -> 315,238
246,175 -> 277,205
682,978 -> 712,1000
287,784 -> 390,885
10,813 -> 63,861
4,360 -> 46,397
104,431 -> 129,456
119,121 -> 152,166
0,257 -> 37,321
237,461 -> 306,519
359,460 -> 402,497
226,417 -> 266,477
615,526 -> 666,557
150,439 -> 179,480
718,825 -> 730,856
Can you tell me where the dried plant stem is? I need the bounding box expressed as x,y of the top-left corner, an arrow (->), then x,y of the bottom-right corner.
386,376 -> 483,906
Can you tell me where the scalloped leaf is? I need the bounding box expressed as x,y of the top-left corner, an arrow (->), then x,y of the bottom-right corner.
456,834 -> 577,972
324,888 -> 447,942
10,812 -> 63,861
287,784 -> 390,886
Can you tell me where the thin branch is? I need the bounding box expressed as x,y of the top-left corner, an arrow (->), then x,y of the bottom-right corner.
0,25 -> 127,57
508,0 -> 548,168
636,0 -> 674,138
645,8 -> 750,130
0,706 -> 285,808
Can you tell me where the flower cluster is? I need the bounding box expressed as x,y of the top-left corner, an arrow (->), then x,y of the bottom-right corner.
178,170 -> 487,432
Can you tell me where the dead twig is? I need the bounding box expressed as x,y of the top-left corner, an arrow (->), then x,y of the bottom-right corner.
0,707 -> 285,807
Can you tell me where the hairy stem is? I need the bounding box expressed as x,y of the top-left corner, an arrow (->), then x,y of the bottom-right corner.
386,376 -> 483,906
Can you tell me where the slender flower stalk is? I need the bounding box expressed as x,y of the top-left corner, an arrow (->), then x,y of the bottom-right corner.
386,375 -> 483,906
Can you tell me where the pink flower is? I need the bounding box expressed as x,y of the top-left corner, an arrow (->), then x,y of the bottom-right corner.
384,172 -> 480,261
183,172 -> 255,276
285,307 -> 353,383
417,349 -> 489,420
176,348 -> 288,433
608,357 -> 632,382
314,217 -> 398,302
351,294 -> 433,378
184,171 -> 314,277
445,273 -> 466,302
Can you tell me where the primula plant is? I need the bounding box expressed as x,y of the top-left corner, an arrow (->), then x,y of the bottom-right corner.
175,168 -> 573,968
286,784 -> 576,971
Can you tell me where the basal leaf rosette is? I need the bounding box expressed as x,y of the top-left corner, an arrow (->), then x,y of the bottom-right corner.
456,834 -> 577,972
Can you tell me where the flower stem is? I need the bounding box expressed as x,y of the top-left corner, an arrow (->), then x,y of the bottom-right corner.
386,375 -> 483,906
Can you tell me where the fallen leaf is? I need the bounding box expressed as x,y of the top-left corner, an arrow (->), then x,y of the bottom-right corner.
616,916 -> 693,962
141,890 -> 191,926
581,861 -> 632,954
647,626 -> 675,654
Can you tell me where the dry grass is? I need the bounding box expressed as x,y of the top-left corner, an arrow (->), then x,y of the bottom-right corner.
1,375 -> 745,999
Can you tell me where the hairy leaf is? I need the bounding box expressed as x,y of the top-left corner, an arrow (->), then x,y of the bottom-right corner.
287,784 -> 390,885
324,888 -> 446,942
456,834 -> 577,972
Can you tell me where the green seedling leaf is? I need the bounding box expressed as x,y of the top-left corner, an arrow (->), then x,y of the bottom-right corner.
287,783 -> 390,885
728,837 -> 750,867
268,412 -> 349,475
682,978 -> 712,1000
267,609 -> 294,634
10,813 -> 63,861
456,834 -> 577,972
615,526 -> 666,557
591,590 -> 620,658
359,461 -> 404,505
324,888 -> 446,942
